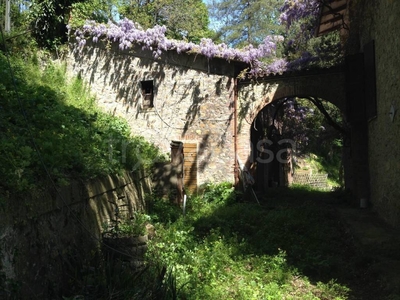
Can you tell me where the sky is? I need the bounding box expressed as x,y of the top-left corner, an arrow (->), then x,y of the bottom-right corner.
202,0 -> 222,31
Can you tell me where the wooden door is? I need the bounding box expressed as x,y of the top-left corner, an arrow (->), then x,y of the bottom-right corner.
183,143 -> 197,193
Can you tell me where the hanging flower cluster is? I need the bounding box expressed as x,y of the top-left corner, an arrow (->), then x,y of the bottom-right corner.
279,0 -> 321,29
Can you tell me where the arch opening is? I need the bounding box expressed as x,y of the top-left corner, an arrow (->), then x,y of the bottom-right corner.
248,96 -> 347,193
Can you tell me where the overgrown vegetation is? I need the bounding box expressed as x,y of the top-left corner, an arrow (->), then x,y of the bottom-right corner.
102,210 -> 151,238
0,39 -> 168,298
0,49 -> 166,196
142,183 -> 367,299
302,153 -> 343,187
254,97 -> 344,188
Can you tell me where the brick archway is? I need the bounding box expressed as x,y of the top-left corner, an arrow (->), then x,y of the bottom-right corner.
236,67 -> 345,168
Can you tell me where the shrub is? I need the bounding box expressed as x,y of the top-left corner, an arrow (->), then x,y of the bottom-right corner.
145,183 -> 351,299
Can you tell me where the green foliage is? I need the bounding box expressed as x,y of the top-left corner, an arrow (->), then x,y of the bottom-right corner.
118,0 -> 214,43
27,0 -> 68,48
103,211 -> 151,237
0,0 -> 31,32
69,0 -> 116,28
149,196 -> 183,224
0,52 -> 166,195
282,11 -> 344,68
303,153 -> 343,187
277,97 -> 344,186
161,0 -> 214,42
199,182 -> 236,204
118,0 -> 157,29
208,0 -> 284,47
0,29 -> 38,60
145,183 -> 353,299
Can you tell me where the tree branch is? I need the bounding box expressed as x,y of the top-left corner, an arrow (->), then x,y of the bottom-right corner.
305,96 -> 348,136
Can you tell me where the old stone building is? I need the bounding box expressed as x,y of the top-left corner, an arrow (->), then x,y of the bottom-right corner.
67,0 -> 400,227
345,0 -> 400,227
67,40 -> 347,194
315,0 -> 400,227
67,41 -> 247,191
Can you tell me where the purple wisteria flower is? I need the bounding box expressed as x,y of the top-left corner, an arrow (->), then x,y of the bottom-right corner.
72,17 -> 284,76
280,0 -> 321,28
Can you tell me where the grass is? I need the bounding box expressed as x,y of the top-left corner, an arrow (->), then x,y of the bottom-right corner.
144,184 -> 371,299
302,153 -> 343,188
0,51 -> 166,195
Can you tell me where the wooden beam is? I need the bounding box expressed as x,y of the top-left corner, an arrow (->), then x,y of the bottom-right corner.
316,0 -> 349,36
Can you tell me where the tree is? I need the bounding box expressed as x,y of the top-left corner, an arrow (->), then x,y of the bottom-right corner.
118,0 -> 156,29
69,0 -> 118,28
207,0 -> 284,48
118,0 -> 213,43
1,0 -> 31,32
27,0 -> 117,48
5,0 -> 11,32
279,0 -> 343,69
28,0 -> 74,48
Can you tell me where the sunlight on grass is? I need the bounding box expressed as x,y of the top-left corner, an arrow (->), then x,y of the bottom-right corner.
0,53 -> 166,192
146,184 -> 352,299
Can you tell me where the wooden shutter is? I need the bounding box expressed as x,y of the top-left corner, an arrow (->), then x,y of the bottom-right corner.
183,143 -> 197,193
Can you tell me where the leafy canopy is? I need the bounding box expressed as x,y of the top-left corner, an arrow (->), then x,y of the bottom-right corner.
119,0 -> 214,43
21,0 -> 212,48
208,0 -> 285,48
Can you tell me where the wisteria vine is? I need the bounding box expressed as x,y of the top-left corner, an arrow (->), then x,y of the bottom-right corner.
71,18 -> 288,76
71,0 -> 331,77
279,0 -> 321,29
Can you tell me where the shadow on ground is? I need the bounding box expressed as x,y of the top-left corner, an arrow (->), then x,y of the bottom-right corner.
192,187 -> 400,300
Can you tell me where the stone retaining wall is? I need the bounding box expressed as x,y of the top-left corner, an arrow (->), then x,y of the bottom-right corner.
0,170 -> 151,298
292,173 -> 330,190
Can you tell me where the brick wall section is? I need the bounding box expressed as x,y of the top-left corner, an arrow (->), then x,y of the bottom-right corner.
67,41 -> 242,186
353,0 -> 400,226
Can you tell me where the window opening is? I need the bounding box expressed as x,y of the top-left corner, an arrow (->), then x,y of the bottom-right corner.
141,80 -> 154,109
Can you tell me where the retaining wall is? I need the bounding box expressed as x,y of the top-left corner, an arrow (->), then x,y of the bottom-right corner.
0,170 -> 151,298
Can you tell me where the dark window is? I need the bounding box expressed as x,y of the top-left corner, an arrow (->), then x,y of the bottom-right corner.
141,80 -> 154,109
345,53 -> 365,122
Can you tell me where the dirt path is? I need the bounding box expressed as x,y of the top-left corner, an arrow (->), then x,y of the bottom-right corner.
257,188 -> 400,299
334,203 -> 400,299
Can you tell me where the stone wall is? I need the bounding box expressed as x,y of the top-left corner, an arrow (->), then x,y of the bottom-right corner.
66,39 -> 349,193
0,170 -> 151,298
352,0 -> 400,227
292,172 -> 330,190
67,41 -> 243,187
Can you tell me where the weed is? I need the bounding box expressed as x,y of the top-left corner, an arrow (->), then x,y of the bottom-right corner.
0,52 -> 166,196
145,183 -> 353,299
102,211 -> 151,238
